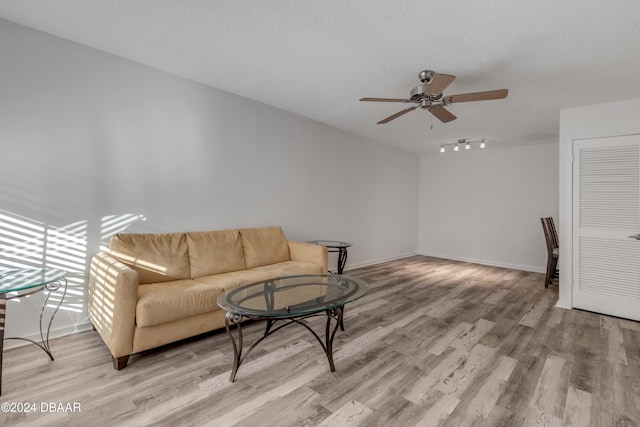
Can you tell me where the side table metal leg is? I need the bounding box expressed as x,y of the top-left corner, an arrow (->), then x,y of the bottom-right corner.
225,312 -> 244,382
337,248 -> 348,331
4,278 -> 68,361
337,248 -> 348,275
40,278 -> 68,360
0,294 -> 6,395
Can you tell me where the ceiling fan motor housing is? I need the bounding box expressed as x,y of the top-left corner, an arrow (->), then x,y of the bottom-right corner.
413,70 -> 436,101
411,85 -> 443,102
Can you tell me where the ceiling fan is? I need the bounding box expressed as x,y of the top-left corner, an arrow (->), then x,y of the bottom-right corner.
360,70 -> 508,124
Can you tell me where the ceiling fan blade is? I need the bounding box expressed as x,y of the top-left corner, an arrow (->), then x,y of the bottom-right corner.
429,106 -> 457,123
377,105 -> 419,124
426,73 -> 456,95
360,97 -> 413,103
445,89 -> 509,103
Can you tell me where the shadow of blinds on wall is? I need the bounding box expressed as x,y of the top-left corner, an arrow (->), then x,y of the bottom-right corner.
0,210 -> 87,272
574,138 -> 640,321
0,210 -> 87,315
0,211 -> 146,320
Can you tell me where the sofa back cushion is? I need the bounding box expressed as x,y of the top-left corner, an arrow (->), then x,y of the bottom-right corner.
186,230 -> 247,278
240,226 -> 290,269
109,232 -> 190,284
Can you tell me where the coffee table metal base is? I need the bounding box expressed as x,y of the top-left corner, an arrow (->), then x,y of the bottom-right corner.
224,306 -> 344,382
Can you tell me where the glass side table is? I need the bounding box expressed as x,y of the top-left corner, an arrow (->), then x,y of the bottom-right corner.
0,268 -> 67,395
306,240 -> 353,274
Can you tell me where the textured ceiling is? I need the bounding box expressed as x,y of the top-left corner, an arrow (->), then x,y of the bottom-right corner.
1,1 -> 639,154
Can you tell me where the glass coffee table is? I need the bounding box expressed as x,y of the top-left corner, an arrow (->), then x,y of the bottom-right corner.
0,268 -> 67,395
217,274 -> 367,382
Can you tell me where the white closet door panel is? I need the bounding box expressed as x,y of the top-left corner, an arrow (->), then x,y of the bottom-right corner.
573,135 -> 640,321
579,145 -> 639,230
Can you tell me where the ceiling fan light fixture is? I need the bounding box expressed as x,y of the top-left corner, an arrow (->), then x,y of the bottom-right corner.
480,140 -> 486,148
454,144 -> 459,152
440,145 -> 445,153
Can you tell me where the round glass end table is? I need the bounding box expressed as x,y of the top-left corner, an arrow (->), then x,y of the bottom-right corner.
0,268 -> 67,395
306,240 -> 353,274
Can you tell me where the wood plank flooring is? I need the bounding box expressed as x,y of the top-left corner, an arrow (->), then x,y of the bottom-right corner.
1,255 -> 639,426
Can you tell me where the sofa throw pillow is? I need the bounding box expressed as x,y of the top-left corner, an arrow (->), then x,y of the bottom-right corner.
186,230 -> 247,278
109,232 -> 190,284
240,226 -> 290,269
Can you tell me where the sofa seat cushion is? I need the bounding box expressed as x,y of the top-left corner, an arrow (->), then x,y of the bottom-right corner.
192,269 -> 274,291
136,279 -> 221,328
110,232 -> 190,284
186,229 -> 246,278
250,260 -> 324,278
240,226 -> 290,269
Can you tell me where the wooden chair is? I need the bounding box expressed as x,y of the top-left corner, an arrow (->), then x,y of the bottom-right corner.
540,217 -> 559,287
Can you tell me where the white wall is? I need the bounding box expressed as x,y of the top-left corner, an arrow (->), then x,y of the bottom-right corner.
0,20 -> 419,342
418,143 -> 559,272
558,98 -> 640,308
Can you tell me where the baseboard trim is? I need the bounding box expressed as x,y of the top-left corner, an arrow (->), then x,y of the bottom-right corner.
341,251 -> 419,272
416,251 -> 545,273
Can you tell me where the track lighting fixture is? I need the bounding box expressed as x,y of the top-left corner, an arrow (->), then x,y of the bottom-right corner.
438,138 -> 487,153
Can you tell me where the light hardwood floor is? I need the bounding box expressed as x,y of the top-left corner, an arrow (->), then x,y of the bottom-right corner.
2,255 -> 639,426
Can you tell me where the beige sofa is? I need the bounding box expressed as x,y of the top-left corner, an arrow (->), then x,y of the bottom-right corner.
88,226 -> 328,369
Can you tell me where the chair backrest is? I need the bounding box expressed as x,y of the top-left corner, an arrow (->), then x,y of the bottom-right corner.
548,216 -> 558,248
540,217 -> 559,252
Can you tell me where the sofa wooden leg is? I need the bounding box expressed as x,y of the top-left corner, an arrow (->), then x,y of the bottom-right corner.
112,355 -> 130,370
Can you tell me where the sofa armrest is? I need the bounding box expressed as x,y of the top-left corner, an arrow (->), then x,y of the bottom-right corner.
288,240 -> 328,273
88,252 -> 139,358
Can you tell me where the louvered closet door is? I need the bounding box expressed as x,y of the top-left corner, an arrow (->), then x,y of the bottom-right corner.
573,135 -> 640,321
